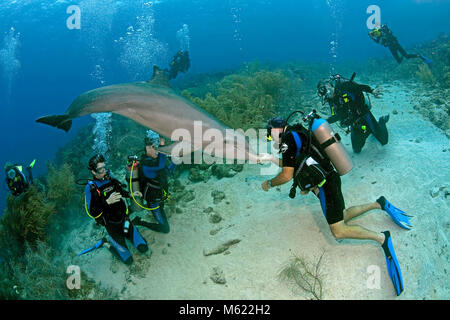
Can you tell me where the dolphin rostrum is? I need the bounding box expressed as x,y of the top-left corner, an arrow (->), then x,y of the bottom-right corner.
36,68 -> 260,163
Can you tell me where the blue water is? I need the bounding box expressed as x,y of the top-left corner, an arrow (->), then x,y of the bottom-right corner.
0,0 -> 449,213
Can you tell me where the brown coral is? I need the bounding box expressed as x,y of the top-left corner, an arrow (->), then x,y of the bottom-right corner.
1,185 -> 56,248
46,163 -> 76,207
182,69 -> 289,130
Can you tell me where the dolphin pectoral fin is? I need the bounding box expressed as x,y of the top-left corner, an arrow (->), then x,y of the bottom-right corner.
36,115 -> 72,132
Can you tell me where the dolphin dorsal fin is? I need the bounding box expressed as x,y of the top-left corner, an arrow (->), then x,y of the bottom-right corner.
147,65 -> 171,88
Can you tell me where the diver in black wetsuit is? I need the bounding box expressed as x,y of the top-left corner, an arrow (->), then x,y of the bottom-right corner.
369,25 -> 431,65
84,154 -> 148,265
131,130 -> 176,234
165,50 -> 190,80
4,160 -> 36,197
317,74 -> 389,153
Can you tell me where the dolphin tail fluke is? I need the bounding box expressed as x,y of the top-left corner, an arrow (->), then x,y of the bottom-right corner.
36,115 -> 72,132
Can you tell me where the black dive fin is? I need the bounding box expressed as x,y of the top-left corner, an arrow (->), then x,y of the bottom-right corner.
36,115 -> 72,132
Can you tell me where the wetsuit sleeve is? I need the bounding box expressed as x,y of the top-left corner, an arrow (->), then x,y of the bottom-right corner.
326,114 -> 340,124
281,134 -> 298,168
357,84 -> 373,93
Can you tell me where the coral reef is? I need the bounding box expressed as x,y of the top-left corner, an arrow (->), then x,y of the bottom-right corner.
0,241 -> 117,300
363,33 -> 449,88
46,163 -> 77,207
416,64 -> 436,85
182,68 -> 289,130
2,186 -> 56,250
278,252 -> 325,300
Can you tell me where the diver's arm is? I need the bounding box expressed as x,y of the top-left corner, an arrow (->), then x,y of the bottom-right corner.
262,167 -> 294,191
353,82 -> 373,94
326,114 -> 340,124
258,154 -> 281,166
271,167 -> 294,186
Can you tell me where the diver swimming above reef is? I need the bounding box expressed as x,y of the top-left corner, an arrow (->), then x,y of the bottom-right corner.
369,24 -> 432,66
259,110 -> 412,296
317,73 -> 389,154
4,159 -> 36,197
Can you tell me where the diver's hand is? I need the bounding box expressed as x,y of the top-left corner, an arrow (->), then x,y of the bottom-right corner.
372,86 -> 383,98
133,191 -> 142,198
106,192 -> 122,205
261,180 -> 270,192
160,137 -> 165,146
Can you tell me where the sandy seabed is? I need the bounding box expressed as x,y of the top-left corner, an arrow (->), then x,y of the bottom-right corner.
69,80 -> 449,300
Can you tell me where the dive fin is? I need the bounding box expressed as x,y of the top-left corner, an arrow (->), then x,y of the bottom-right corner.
419,54 -> 432,66
28,159 -> 36,169
78,238 -> 105,256
381,231 -> 404,296
377,196 -> 412,230
36,114 -> 72,132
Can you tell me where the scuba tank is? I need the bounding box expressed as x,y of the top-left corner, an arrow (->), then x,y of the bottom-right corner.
304,110 -> 353,176
126,155 -> 142,206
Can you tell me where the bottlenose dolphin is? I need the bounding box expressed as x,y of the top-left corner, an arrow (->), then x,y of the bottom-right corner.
36,67 -> 259,163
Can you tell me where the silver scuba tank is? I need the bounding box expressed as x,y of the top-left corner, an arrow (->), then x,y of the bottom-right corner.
311,118 -> 353,176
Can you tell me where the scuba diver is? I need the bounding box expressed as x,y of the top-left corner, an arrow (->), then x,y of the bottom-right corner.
259,111 -> 411,296
130,130 -> 176,234
165,50 -> 190,80
150,50 -> 191,87
84,154 -> 148,265
369,25 -> 432,65
4,159 -> 36,197
317,73 -> 389,154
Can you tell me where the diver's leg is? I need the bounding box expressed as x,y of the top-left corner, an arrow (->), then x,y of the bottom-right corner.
364,112 -> 389,146
132,202 -> 170,234
26,166 -> 33,185
151,202 -> 170,233
397,45 -> 420,60
389,46 -> 403,64
330,220 -> 385,245
350,124 -> 369,153
343,202 -> 381,222
105,224 -> 133,264
316,172 -> 385,244
128,223 -> 149,253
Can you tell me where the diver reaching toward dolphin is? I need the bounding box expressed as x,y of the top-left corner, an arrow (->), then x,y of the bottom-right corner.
36,51 -> 260,163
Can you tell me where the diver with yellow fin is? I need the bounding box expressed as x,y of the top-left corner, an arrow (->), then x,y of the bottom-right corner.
4,159 -> 36,197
